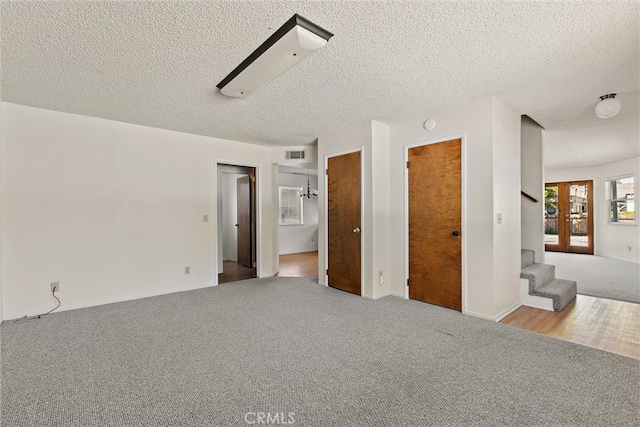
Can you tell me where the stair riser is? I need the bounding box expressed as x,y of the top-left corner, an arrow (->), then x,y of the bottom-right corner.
521,249 -> 535,268
520,264 -> 555,291
533,279 -> 577,312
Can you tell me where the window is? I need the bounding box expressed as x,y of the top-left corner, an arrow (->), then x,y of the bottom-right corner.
279,186 -> 303,225
607,175 -> 635,224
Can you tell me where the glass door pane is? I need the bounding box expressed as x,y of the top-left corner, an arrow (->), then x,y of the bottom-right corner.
545,184 -> 559,246
569,183 -> 589,247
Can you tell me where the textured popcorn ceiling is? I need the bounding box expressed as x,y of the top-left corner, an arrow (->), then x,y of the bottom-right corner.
1,1 -> 638,169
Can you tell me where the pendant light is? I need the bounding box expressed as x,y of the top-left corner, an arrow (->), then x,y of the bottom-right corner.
300,169 -> 318,199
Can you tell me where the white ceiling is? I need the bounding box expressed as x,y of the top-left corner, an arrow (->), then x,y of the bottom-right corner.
1,1 -> 638,169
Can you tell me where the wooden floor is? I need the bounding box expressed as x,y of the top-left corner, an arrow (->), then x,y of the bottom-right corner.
278,251 -> 318,278
501,295 -> 640,360
218,261 -> 255,284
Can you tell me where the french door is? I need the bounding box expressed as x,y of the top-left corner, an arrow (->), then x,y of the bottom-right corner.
544,180 -> 593,254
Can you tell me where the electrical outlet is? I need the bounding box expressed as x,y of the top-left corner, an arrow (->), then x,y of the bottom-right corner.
51,282 -> 60,293
185,266 -> 190,275
628,246 -> 632,252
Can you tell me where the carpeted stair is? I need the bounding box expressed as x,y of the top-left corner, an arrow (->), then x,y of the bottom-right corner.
521,249 -> 577,312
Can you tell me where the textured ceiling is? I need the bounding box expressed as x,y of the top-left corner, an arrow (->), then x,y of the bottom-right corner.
1,1 -> 638,169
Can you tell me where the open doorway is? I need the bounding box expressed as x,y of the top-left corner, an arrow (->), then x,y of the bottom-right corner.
217,164 -> 257,284
276,165 -> 319,280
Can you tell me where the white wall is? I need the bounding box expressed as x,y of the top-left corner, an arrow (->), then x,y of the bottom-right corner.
1,103 -> 277,320
371,121 -> 391,298
521,116 -> 545,263
545,156 -> 640,262
389,96 -> 522,320
277,170 -> 318,255
317,97 -> 522,319
491,97 -> 522,316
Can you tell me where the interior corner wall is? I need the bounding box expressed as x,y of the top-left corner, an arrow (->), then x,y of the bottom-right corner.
491,97 -> 522,316
521,116 -> 545,263
1,103 -> 277,320
389,96 -> 521,320
545,156 -> 640,262
277,171 -> 319,255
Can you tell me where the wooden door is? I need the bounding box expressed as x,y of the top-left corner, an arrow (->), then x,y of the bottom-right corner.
327,151 -> 361,294
250,170 -> 256,273
237,175 -> 252,268
408,139 -> 462,310
544,181 -> 593,254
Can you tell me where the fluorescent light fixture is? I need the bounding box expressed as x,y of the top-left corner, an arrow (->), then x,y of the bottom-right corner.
595,93 -> 621,119
216,14 -> 333,99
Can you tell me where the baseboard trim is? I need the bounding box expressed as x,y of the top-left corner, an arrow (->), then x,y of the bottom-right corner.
2,282 -> 217,321
390,291 -> 406,299
494,302 -> 521,322
372,292 -> 391,300
601,255 -> 640,264
522,300 -> 554,311
462,305 -> 521,322
462,309 -> 495,321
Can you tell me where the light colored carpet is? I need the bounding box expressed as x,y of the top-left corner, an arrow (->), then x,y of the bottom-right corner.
545,252 -> 640,304
1,277 -> 639,426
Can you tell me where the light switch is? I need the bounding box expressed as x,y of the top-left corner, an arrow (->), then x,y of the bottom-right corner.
497,213 -> 503,224
203,214 -> 209,223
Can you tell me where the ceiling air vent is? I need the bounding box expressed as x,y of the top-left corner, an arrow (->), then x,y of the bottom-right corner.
285,150 -> 305,160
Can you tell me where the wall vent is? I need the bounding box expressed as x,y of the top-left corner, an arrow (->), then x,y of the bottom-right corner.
285,150 -> 305,160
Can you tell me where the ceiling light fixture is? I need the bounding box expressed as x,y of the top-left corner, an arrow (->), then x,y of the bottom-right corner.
595,94 -> 621,119
216,14 -> 333,99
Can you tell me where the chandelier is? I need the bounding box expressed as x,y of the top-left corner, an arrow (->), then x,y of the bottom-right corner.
300,169 -> 318,199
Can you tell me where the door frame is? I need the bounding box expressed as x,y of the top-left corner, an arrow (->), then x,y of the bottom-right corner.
214,159 -> 261,285
403,134 -> 467,312
323,147 -> 364,296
